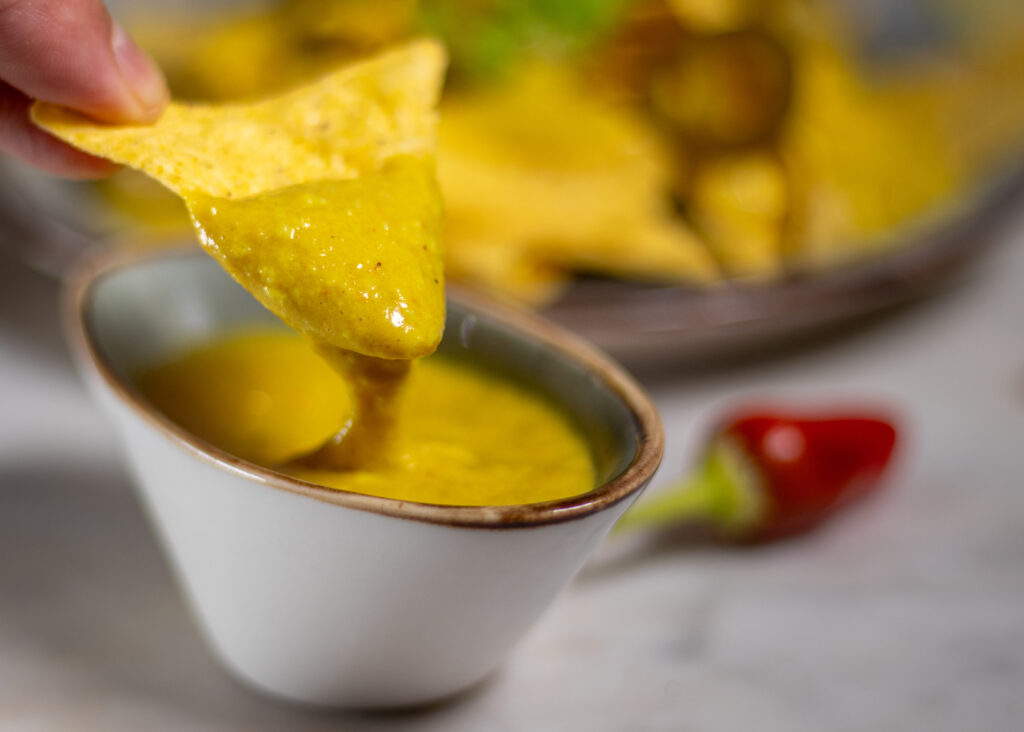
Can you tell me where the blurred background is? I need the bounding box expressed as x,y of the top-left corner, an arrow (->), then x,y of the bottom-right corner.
3,0 -> 1024,362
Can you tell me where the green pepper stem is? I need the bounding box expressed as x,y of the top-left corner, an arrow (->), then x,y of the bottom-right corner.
612,469 -> 720,534
612,438 -> 765,537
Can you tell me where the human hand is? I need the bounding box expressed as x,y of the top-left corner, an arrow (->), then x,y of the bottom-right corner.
0,0 -> 168,178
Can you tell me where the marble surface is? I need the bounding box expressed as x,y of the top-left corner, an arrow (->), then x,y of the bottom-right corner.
1,210 -> 1023,731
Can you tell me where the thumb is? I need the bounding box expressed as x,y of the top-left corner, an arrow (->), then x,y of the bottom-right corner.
0,0 -> 168,123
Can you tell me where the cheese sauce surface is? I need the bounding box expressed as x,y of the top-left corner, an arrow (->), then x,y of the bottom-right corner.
138,331 -> 596,506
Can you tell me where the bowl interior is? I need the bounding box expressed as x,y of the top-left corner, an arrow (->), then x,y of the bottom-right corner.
82,252 -> 644,493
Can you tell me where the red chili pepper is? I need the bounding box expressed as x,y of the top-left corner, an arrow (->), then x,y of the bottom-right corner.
615,407 -> 899,542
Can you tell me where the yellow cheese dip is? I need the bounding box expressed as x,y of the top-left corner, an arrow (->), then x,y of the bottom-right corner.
137,331 -> 596,507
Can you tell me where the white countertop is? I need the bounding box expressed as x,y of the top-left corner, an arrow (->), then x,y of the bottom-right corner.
2,210 -> 1022,731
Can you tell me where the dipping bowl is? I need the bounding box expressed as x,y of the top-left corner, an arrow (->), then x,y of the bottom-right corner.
65,248 -> 663,708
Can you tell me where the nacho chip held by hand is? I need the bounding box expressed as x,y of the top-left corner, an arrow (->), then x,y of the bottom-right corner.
33,40 -> 448,361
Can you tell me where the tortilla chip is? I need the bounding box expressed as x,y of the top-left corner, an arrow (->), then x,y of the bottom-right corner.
443,232 -> 573,305
36,41 -> 448,363
689,151 -> 788,278
32,39 -> 446,198
437,62 -> 718,301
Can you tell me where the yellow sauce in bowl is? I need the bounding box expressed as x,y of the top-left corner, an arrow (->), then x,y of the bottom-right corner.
137,331 -> 596,506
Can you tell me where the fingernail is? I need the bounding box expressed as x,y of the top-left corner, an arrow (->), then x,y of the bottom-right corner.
111,22 -> 168,116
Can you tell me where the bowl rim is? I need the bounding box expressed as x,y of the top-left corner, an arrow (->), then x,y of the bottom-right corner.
65,246 -> 664,529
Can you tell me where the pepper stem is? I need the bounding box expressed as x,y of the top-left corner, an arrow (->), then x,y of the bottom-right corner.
612,437 -> 765,537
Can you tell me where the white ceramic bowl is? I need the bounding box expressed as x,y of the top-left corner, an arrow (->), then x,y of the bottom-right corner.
65,248 -> 663,708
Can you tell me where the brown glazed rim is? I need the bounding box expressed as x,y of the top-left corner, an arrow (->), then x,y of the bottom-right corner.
65,246 -> 664,529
